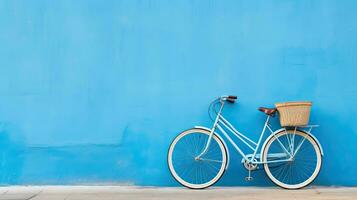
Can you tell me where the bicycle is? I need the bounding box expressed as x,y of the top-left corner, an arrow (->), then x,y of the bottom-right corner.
167,95 -> 323,189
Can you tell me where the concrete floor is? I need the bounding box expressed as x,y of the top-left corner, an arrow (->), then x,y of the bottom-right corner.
0,186 -> 356,200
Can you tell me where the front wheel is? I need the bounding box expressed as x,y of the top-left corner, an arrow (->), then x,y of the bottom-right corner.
262,130 -> 322,189
167,128 -> 227,189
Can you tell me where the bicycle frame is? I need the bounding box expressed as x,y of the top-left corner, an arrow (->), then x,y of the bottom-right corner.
197,100 -> 292,165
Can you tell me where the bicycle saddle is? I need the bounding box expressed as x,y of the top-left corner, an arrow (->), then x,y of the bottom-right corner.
258,107 -> 277,116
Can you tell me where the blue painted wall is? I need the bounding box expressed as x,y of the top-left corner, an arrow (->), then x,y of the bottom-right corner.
0,0 -> 356,186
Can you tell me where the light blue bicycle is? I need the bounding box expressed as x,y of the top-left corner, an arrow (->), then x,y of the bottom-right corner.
168,95 -> 323,189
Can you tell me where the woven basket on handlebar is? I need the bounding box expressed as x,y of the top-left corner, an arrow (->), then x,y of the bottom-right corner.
275,102 -> 312,127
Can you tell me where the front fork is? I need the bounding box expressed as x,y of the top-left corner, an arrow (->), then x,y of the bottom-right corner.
195,100 -> 225,160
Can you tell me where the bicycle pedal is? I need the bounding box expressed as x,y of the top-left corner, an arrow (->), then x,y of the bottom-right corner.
245,177 -> 253,181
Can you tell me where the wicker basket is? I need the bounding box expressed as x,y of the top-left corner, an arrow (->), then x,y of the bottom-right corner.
275,102 -> 312,127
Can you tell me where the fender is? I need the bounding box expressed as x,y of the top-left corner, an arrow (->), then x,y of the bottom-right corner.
260,128 -> 324,162
194,126 -> 230,169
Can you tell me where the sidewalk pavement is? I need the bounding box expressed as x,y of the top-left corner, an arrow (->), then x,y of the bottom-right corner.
0,186 -> 356,200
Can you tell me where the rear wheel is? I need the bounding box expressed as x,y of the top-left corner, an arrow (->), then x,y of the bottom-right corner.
167,128 -> 227,189
262,130 -> 322,189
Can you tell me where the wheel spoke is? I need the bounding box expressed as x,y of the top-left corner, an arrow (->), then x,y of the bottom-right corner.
273,134 -> 292,157
263,130 -> 321,189
200,158 -> 223,163
293,135 -> 307,157
168,130 -> 226,188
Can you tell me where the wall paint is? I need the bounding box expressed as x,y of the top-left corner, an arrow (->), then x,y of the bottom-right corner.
0,0 -> 356,186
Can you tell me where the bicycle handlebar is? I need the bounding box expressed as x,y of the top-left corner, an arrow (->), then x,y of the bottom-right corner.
208,95 -> 238,121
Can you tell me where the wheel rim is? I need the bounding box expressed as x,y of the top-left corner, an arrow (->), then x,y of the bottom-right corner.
263,130 -> 322,189
168,129 -> 227,189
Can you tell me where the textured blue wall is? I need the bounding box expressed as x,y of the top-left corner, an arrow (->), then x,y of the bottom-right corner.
0,0 -> 356,186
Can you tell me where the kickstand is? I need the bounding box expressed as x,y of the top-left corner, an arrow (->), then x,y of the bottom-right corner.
245,169 -> 253,181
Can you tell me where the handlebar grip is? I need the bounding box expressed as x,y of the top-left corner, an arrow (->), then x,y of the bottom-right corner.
228,95 -> 237,99
226,98 -> 235,103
